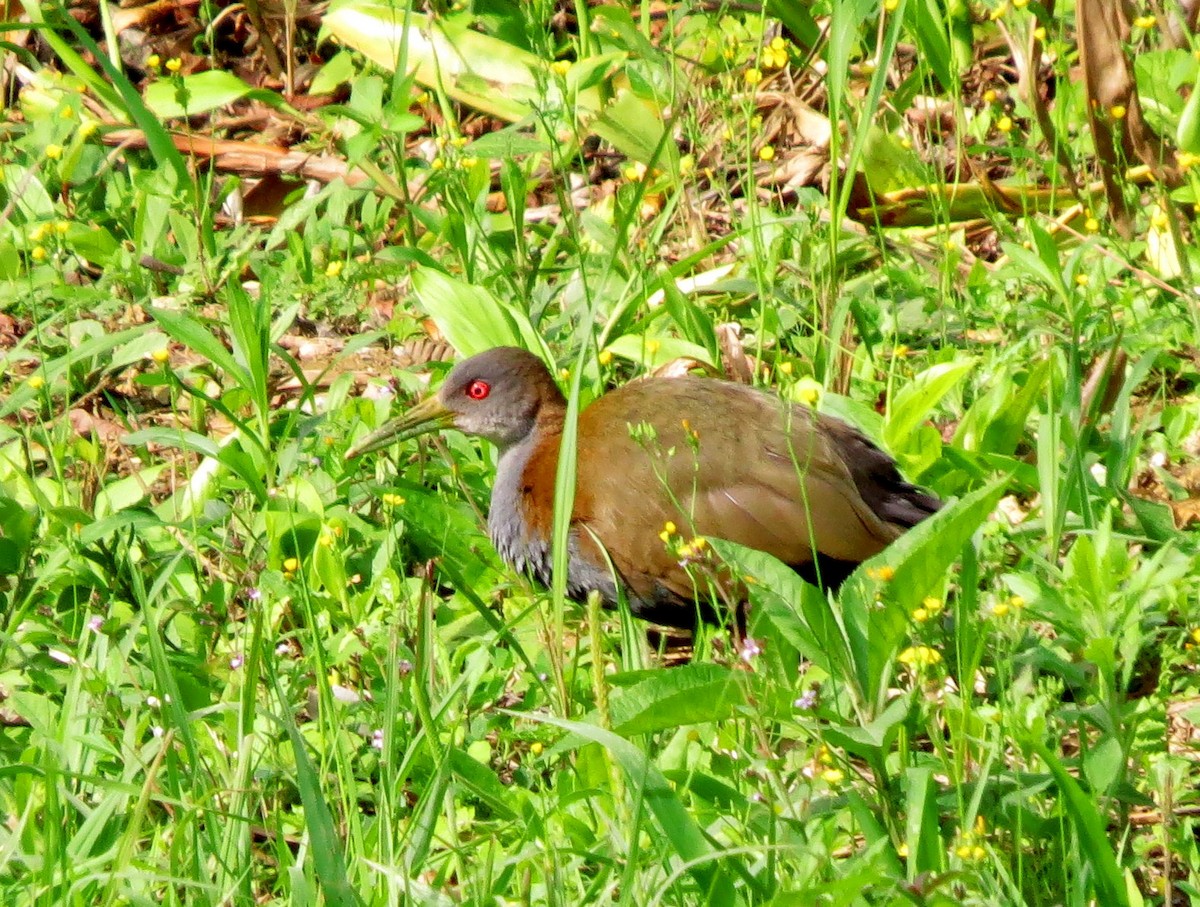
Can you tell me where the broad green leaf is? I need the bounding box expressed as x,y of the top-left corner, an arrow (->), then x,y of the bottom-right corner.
605,333 -> 712,369
412,266 -> 551,361
148,307 -> 247,384
324,3 -> 604,122
467,126 -> 550,159
839,479 -> 1007,710
311,50 -> 358,95
606,664 -> 745,735
144,70 -> 256,118
885,357 -> 975,455
592,88 -> 676,168
94,464 -> 168,517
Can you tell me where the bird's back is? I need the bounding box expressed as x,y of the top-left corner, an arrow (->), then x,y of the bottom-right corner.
515,375 -> 938,625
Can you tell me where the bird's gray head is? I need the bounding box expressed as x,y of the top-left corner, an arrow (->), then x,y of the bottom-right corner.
345,346 -> 566,458
436,347 -> 563,449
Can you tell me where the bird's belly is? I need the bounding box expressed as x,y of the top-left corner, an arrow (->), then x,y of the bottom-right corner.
488,513 -> 622,605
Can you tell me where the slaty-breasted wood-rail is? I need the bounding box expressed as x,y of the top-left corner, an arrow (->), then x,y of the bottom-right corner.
348,346 -> 940,629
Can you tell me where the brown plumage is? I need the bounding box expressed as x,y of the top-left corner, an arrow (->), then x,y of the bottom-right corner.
348,347 -> 940,629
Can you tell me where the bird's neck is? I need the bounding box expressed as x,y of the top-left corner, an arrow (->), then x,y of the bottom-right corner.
489,427 -> 552,583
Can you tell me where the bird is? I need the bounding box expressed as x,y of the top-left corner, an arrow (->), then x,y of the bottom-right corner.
347,346 -> 941,629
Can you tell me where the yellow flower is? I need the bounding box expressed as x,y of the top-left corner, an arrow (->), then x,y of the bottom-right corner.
867,565 -> 896,582
678,154 -> 695,176
165,58 -> 182,73
911,607 -> 929,623
744,67 -> 763,86
550,60 -> 572,76
1084,216 -> 1100,233
382,492 -> 406,507
955,843 -> 985,862
1074,273 -> 1090,287
283,557 -> 300,572
1009,595 -> 1025,610
324,260 -> 343,278
45,144 -> 63,160
989,2 -> 1008,19
645,338 -> 661,355
996,116 -> 1013,133
922,596 -> 943,615
147,54 -> 161,69
1110,104 -> 1126,120
983,89 -> 997,103
598,349 -> 613,366
151,348 -> 170,364
1179,151 -> 1200,170
1133,15 -> 1156,28
30,223 -> 51,243
762,45 -> 788,69
431,157 -> 445,170
459,156 -> 478,169
1151,209 -> 1170,230
992,602 -> 1010,618
1033,26 -> 1046,41
778,361 -> 793,375
898,645 -> 942,669
893,344 -> 909,358
820,768 -> 845,785
884,0 -> 899,9
759,145 -> 775,162
27,374 -> 45,390
1012,0 -> 1028,7
623,162 -> 647,182
54,220 -> 69,235
30,246 -> 47,261
530,741 -> 544,756
663,521 -> 677,535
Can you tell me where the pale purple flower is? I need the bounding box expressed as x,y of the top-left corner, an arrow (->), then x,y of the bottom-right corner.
739,637 -> 763,663
793,689 -> 818,710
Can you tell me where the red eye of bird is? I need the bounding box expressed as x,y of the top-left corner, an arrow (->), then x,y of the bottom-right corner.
466,379 -> 491,400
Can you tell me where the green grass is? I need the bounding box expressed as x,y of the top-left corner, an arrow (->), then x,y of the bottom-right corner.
2,1 -> 1200,904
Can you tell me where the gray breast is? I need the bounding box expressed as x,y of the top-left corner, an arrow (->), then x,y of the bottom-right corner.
487,436 -> 621,604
